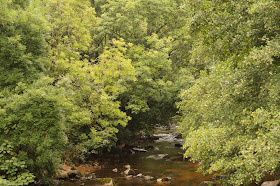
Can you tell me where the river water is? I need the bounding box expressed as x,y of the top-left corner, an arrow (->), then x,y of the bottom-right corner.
62,125 -> 213,185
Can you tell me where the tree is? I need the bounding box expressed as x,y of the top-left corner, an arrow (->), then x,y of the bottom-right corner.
93,0 -> 189,138
1,0 -> 137,184
178,0 -> 280,185
117,34 -> 178,138
0,1 -> 66,184
0,0 -> 49,91
94,0 -> 182,47
46,0 -> 136,157
0,78 -> 68,185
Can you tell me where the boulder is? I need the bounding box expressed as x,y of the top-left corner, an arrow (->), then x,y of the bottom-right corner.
123,169 -> 135,176
199,181 -> 217,186
157,178 -> 162,182
122,165 -> 136,176
67,170 -> 82,179
124,165 -> 131,169
83,175 -> 96,180
136,173 -> 144,178
157,177 -> 173,182
261,180 -> 280,186
162,177 -> 173,181
132,147 -> 147,152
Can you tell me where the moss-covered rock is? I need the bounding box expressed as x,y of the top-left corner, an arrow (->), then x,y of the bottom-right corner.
90,178 -> 114,186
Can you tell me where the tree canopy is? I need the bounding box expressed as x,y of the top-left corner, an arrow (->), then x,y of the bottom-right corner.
178,0 -> 280,184
0,0 -> 279,185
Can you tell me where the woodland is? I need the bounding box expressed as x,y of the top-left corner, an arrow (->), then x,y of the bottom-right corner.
0,0 -> 279,185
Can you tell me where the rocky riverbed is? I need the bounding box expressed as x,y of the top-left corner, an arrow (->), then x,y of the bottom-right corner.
58,125 -> 215,185
58,125 -> 280,185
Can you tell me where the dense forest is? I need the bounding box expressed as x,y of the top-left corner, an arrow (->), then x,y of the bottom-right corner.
0,0 -> 279,185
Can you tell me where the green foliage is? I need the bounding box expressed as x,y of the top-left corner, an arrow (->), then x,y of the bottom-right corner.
94,0 -> 181,46
0,0 -> 49,90
0,0 -> 66,184
45,0 -> 135,156
118,34 -> 178,135
77,39 -> 135,154
46,0 -> 96,62
1,0 -> 186,183
3,0 -> 279,185
0,77 -> 68,184
93,0 -> 190,138
178,0 -> 280,185
0,141 -> 35,186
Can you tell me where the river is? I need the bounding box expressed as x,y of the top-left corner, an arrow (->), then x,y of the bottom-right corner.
61,125 -> 213,185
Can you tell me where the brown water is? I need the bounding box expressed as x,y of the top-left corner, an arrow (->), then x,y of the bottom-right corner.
61,125 -> 213,186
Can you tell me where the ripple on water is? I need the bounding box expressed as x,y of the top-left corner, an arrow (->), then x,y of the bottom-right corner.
146,154 -> 169,160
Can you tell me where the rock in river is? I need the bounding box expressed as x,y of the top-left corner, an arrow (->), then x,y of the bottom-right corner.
261,180 -> 280,186
90,178 -> 114,186
132,147 -> 147,152
136,173 -> 144,178
67,170 -> 82,179
122,165 -> 136,176
124,169 -> 135,176
157,177 -> 173,182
